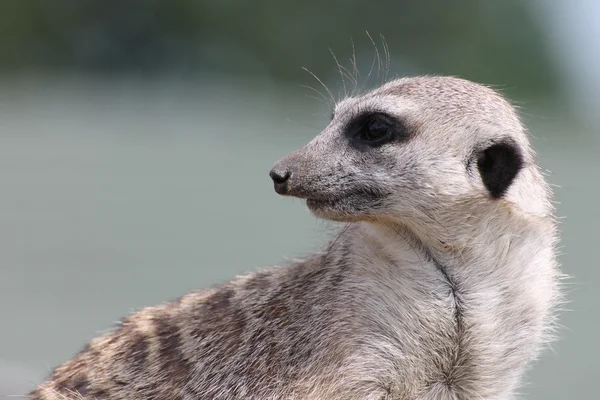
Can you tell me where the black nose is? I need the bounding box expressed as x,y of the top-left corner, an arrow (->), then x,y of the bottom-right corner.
269,169 -> 289,184
269,168 -> 290,194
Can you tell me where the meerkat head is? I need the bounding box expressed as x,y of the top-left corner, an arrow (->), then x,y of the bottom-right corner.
270,76 -> 552,235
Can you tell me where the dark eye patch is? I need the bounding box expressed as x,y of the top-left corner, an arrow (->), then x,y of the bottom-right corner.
345,112 -> 411,149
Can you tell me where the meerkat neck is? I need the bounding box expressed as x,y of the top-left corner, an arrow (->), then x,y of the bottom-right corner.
336,209 -> 558,397
375,200 -> 556,271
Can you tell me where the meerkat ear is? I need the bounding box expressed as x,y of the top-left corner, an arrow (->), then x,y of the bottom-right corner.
476,140 -> 524,198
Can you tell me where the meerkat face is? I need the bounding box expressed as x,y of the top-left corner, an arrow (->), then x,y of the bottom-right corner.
270,76 -> 544,224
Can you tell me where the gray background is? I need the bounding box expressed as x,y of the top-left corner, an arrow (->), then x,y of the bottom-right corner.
0,1 -> 598,398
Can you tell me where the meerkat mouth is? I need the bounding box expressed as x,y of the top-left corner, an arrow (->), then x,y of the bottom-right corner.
305,189 -> 386,214
305,197 -> 338,208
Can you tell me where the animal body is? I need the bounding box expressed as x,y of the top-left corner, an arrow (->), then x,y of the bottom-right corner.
31,76 -> 560,400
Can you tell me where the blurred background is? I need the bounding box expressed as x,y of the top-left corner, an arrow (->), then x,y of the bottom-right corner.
0,0 -> 598,398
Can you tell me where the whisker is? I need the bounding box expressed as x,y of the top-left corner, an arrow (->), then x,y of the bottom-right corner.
300,84 -> 331,105
304,94 -> 332,106
362,37 -> 378,92
350,37 -> 359,83
366,31 -> 382,85
339,64 -> 358,97
329,48 -> 348,100
380,33 -> 391,81
302,66 -> 335,105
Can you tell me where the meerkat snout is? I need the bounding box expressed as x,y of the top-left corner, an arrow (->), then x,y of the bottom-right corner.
269,147 -> 326,199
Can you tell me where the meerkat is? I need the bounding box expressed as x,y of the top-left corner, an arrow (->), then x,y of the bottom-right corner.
30,76 -> 560,400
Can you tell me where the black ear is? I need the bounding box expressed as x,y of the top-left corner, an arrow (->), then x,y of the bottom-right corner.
476,140 -> 524,198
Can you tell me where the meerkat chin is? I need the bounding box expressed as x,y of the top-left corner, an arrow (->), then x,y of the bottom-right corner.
31,76 -> 561,400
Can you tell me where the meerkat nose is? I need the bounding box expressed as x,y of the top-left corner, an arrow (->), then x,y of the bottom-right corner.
269,168 -> 291,195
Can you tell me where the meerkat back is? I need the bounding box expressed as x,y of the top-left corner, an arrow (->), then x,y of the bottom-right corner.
31,76 -> 560,400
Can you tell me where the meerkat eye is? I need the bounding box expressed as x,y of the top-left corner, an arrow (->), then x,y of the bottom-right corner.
358,115 -> 393,144
347,112 -> 409,148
